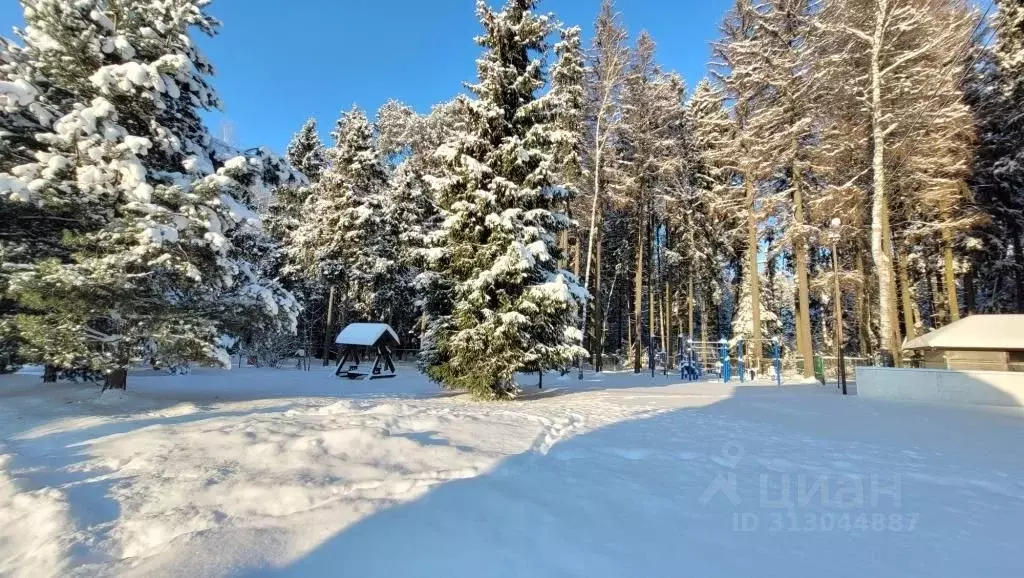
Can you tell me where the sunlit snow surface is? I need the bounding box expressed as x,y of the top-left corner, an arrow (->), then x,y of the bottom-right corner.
1,366 -> 1022,577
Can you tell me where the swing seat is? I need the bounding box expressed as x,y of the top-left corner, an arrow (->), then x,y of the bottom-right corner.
343,371 -> 368,380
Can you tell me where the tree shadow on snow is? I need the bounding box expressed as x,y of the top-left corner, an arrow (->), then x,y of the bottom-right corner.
245,377 -> 1024,578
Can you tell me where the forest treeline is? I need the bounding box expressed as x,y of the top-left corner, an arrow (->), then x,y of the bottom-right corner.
2,0 -> 1023,398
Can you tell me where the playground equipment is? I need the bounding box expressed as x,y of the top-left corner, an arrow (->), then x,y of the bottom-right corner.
334,323 -> 400,380
678,336 -> 784,386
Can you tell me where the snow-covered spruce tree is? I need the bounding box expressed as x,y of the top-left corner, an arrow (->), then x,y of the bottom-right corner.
550,25 -> 586,204
289,107 -> 398,326
377,100 -> 422,162
267,118 -> 326,240
375,101 -> 449,260
421,0 -> 585,400
286,118 -> 327,182
0,35 -> 64,373
375,99 -> 463,346
377,98 -> 469,173
221,149 -> 306,367
547,25 -> 591,362
378,162 -> 439,342
1,0 -> 300,388
263,119 -> 328,363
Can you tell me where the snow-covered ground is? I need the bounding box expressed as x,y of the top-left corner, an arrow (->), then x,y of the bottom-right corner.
1,365 -> 1022,578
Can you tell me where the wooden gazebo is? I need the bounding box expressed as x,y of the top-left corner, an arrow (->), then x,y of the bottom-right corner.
334,323 -> 401,380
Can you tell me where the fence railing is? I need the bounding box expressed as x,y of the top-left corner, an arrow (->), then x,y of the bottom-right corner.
813,355 -> 873,384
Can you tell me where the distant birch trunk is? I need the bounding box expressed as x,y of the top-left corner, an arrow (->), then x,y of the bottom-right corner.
793,175 -> 814,376
746,176 -> 762,368
869,0 -> 899,364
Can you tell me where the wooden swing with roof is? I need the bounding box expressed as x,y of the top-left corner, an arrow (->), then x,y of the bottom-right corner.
333,323 -> 400,380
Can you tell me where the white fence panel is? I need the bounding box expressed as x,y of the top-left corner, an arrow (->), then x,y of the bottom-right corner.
856,367 -> 1024,407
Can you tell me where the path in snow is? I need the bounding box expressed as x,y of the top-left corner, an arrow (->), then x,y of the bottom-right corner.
1,366 -> 1022,577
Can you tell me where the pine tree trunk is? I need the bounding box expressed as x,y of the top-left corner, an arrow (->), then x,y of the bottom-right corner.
633,209 -> 645,373
321,285 -> 336,366
648,214 -> 656,369
942,228 -> 960,322
869,2 -> 899,366
104,367 -> 127,391
617,280 -> 625,356
912,273 -> 925,333
1013,233 -> 1024,313
688,273 -> 695,340
663,280 -> 671,368
883,217 -> 903,364
964,266 -> 976,315
43,363 -> 58,383
571,241 -> 579,279
793,182 -> 814,377
923,257 -> 937,326
856,250 -> 872,358
558,230 -> 568,269
746,178 -> 762,369
932,267 -> 947,326
700,295 -> 709,364
626,296 -> 632,370
897,245 -> 917,341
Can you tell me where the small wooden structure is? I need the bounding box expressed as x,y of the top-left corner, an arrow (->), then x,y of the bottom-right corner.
903,315 -> 1024,372
334,323 -> 401,380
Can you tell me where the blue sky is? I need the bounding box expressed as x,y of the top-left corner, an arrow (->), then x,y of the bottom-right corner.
1,0 -> 733,153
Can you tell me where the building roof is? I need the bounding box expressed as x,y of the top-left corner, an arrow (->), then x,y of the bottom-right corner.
334,323 -> 400,347
903,315 -> 1024,351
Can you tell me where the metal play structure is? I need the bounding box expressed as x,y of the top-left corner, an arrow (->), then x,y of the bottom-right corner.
334,323 -> 400,380
677,336 -> 783,386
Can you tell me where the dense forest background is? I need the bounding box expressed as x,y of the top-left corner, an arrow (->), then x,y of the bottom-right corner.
3,0 -> 1024,398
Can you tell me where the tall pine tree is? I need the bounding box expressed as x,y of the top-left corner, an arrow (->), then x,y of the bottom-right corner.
1,0 -> 300,388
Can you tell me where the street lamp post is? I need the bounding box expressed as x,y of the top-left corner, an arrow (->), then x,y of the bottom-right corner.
829,218 -> 848,396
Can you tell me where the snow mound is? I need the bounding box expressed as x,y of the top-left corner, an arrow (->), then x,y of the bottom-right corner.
0,451 -> 73,578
